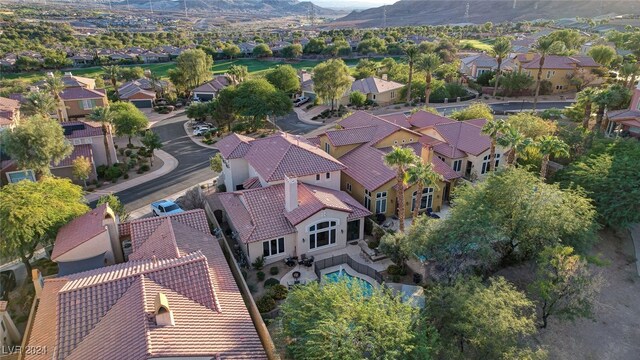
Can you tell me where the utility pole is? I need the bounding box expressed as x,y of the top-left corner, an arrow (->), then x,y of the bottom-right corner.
183,0 -> 188,17
308,3 -> 315,27
382,5 -> 387,28
464,2 -> 469,19
149,0 -> 154,14
513,0 -> 516,9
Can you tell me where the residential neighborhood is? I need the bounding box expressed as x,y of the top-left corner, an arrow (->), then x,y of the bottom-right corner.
1,2 -> 640,359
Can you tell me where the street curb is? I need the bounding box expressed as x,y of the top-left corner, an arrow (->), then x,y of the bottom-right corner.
85,149 -> 178,202
183,121 -> 220,150
293,108 -> 325,125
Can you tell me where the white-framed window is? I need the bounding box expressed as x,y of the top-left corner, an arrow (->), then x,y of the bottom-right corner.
555,85 -> 564,90
316,174 -> 320,181
494,153 -> 501,168
453,159 -> 462,172
390,91 -> 396,99
308,220 -> 338,249
373,94 -> 376,100
364,189 -> 371,210
481,154 -> 491,174
411,187 -> 434,211
324,142 -> 330,153
546,70 -> 555,79
375,191 -> 387,214
325,172 -> 330,179
80,99 -> 97,110
262,237 -> 285,257
438,155 -> 446,162
346,183 -> 352,192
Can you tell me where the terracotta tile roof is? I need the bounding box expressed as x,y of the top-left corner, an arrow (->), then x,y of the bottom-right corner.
429,120 -> 492,156
51,144 -> 93,168
464,118 -> 488,127
338,111 -> 420,145
62,121 -> 104,138
24,278 -> 69,360
51,204 -> 107,260
128,209 -> 210,246
127,218 -> 181,261
218,183 -> 369,244
340,144 -> 395,190
214,133 -> 254,159
461,53 -> 497,68
379,113 -> 412,128
516,54 -> 600,70
431,155 -> 462,181
119,222 -> 131,237
325,126 -> 377,146
408,110 -> 455,128
242,176 -> 262,190
609,109 -> 640,120
244,132 -> 345,182
306,136 -> 321,146
350,76 -> 404,94
60,87 -> 106,100
193,75 -> 230,93
0,96 -> 20,122
118,82 -> 157,100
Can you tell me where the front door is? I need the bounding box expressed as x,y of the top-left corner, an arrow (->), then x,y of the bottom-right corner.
347,220 -> 360,241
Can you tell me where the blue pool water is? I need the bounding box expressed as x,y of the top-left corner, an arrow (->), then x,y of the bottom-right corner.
324,270 -> 374,296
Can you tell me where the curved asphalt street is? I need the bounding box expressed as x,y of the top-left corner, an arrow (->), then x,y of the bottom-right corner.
100,114 -> 217,210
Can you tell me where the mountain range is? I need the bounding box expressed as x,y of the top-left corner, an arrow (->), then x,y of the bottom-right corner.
121,0 -> 340,16
337,0 -> 640,27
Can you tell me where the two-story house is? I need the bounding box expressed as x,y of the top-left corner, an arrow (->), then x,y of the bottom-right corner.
39,72 -> 108,120
608,81 -> 640,138
313,111 -> 458,220
213,132 -> 371,266
0,96 -> 20,131
513,54 -> 602,93
409,110 -> 509,181
460,53 -> 516,79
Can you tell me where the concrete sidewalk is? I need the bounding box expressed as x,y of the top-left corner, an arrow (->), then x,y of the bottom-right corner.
85,149 -> 178,202
293,107 -> 327,125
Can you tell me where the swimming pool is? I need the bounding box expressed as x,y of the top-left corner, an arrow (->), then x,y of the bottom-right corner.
324,269 -> 374,296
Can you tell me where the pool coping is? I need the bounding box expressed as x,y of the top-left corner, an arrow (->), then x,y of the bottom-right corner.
320,264 -> 380,289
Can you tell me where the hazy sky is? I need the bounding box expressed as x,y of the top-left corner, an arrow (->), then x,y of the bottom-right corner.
312,0 -> 397,9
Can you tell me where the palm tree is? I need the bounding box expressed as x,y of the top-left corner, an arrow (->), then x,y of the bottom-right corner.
89,106 -> 115,166
492,37 -> 512,97
481,118 -> 508,172
536,135 -> 569,180
404,45 -> 420,103
407,161 -> 442,225
594,85 -> 628,133
416,53 -> 441,106
576,87 -> 599,129
383,147 -> 418,234
44,74 -> 66,121
103,65 -> 121,98
532,36 -> 562,111
497,125 -> 529,166
22,91 -> 58,117
619,62 -> 640,90
228,65 -> 248,85
149,72 -> 165,98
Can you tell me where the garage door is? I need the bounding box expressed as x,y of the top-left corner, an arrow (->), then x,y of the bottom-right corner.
131,99 -> 153,108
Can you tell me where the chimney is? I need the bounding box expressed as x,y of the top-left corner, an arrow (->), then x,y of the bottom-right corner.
284,175 -> 298,212
420,144 -> 433,164
154,293 -> 175,326
381,74 -> 388,81
32,269 -> 43,298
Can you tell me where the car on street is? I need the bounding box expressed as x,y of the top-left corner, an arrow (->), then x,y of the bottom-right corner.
294,96 -> 310,107
193,127 -> 217,136
150,200 -> 184,216
0,270 -> 16,301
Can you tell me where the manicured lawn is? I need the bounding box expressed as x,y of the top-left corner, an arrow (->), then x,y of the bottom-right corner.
1,57 -> 397,83
460,39 -> 495,52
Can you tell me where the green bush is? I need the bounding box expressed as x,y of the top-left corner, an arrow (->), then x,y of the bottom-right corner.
118,148 -> 125,156
368,238 -> 380,249
137,164 -> 150,174
257,271 -> 265,281
252,256 -> 265,270
372,226 -> 386,241
232,122 -> 248,133
387,264 -> 407,276
123,173 -> 129,179
256,295 -> 276,313
476,71 -> 495,86
127,159 -> 137,170
267,284 -> 288,300
264,278 -> 280,288
269,266 -> 279,276
125,149 -> 133,157
126,143 -> 135,149
96,165 -> 108,179
248,283 -> 257,293
105,165 -> 123,181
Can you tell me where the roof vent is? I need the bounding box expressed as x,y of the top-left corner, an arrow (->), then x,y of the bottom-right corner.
154,293 -> 175,326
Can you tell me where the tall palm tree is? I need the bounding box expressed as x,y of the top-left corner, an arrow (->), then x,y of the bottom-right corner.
44,74 -> 66,121
103,65 -> 121,98
576,87 -> 599,129
497,125 -> 529,166
407,161 -> 442,225
532,36 -> 561,111
492,37 -> 512,97
383,147 -> 418,234
88,106 -> 115,166
404,45 -> 420,103
22,91 -> 58,118
416,53 -> 441,106
481,118 -> 508,172
619,62 -> 640,90
228,65 -> 248,85
536,135 -> 569,180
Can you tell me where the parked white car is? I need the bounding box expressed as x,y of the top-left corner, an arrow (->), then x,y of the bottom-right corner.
294,96 -> 310,107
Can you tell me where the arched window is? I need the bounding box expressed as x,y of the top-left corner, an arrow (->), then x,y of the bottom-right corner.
308,220 -> 338,249
411,188 -> 434,211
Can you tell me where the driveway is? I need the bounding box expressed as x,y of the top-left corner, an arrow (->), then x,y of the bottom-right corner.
91,114 -> 217,210
275,111 -> 322,134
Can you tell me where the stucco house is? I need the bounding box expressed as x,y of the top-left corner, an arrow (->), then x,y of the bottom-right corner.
0,96 -> 20,131
213,132 -> 371,266
513,53 -> 602,93
299,72 -> 404,107
192,75 -> 231,101
118,78 -> 167,108
24,209 -> 266,359
459,53 -> 516,79
313,111 -> 458,220
608,81 -> 640,138
59,87 -> 109,120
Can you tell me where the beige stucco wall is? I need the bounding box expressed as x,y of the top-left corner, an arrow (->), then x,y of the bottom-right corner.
519,65 -> 603,93
245,234 -> 297,266
375,129 -> 420,148
295,209 -> 350,258
223,158 -> 250,191
64,96 -> 108,119
53,230 -> 115,265
369,89 -> 402,106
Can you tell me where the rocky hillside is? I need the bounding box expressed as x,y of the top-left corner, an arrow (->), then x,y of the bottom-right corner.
338,0 -> 640,27
123,0 -> 339,16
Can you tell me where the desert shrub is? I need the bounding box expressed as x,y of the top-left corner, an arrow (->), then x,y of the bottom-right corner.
118,148 -> 125,156
127,159 -> 137,170
372,226 -> 386,241
256,295 -> 276,313
96,165 -> 108,178
264,278 -> 280,288
124,149 -> 133,156
387,264 -> 407,276
137,164 -> 150,174
270,266 -> 279,276
257,271 -> 266,281
123,173 -> 129,179
476,71 -> 495,86
267,284 -> 288,300
539,80 -> 553,95
232,122 -> 248,133
127,143 -> 135,149
248,283 -> 257,293
105,165 -> 123,181
252,256 -> 265,270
